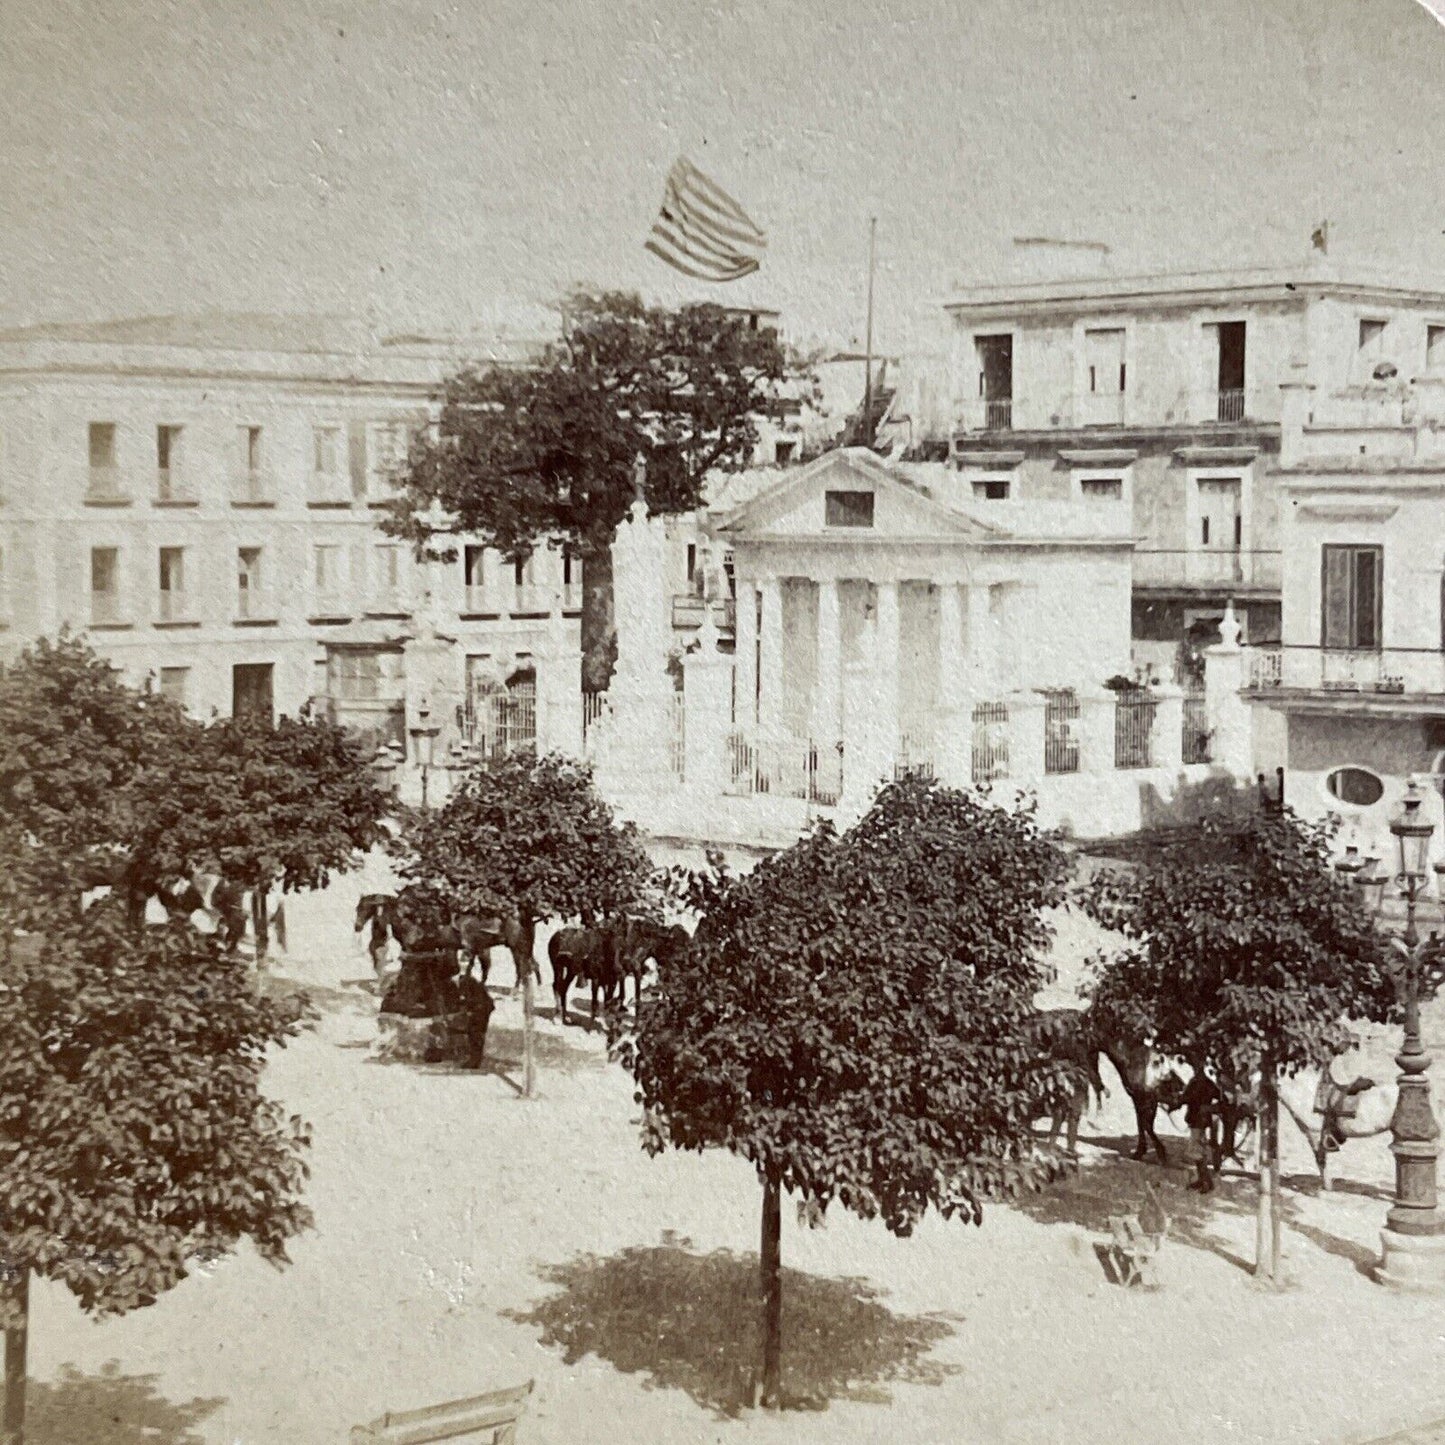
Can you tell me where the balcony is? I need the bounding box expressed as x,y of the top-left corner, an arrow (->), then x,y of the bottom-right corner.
230,470 -> 276,507
365,588 -> 410,617
671,595 -> 737,634
1245,645 -> 1445,705
309,592 -> 352,621
463,585 -> 502,615
90,592 -> 125,627
154,468 -> 197,506
562,581 -> 583,612
510,584 -> 549,615
84,467 -> 129,506
235,587 -> 279,624
955,397 -> 1014,433
1214,388 -> 1246,423
1132,549 -> 1281,594
155,590 -> 196,626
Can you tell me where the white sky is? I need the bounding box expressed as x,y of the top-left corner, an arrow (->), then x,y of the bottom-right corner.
2,0 -> 1444,350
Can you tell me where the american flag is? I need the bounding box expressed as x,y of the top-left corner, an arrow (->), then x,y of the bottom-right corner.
645,157 -> 766,283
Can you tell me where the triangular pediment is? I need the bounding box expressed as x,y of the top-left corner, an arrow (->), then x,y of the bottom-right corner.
713,448 -> 1000,541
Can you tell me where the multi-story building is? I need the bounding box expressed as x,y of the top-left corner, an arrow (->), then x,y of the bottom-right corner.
1242,375 -> 1445,857
0,313 -> 573,756
939,262 -> 1445,678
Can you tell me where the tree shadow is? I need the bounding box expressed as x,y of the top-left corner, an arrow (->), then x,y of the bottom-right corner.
1011,1147 -> 1260,1276
504,1236 -> 960,1418
25,1362 -> 224,1444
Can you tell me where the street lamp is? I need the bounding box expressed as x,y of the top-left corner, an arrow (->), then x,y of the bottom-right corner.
409,702 -> 441,808
370,740 -> 402,797
1348,779 -> 1445,1288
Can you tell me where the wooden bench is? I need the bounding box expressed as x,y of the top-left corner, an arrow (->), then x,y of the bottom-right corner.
350,1379 -> 534,1444
1107,1187 -> 1169,1289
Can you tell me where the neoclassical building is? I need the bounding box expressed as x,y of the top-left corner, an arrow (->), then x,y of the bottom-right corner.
711,448 -> 1135,788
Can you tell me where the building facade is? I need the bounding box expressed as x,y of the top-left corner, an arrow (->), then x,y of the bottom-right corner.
1243,376 -> 1445,859
939,263 -> 1445,680
0,313 -> 578,759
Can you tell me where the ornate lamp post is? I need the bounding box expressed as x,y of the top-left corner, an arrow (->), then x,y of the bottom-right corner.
409,702 -> 442,809
370,740 -> 402,797
1347,781 -> 1445,1288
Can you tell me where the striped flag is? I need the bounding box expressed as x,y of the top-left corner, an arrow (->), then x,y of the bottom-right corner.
645,157 -> 766,283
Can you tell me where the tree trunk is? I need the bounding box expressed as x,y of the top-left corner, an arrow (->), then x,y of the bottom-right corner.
1254,1070 -> 1282,1286
251,886 -> 269,964
3,1266 -> 28,1445
579,535 -> 618,695
759,1172 -> 783,1408
518,916 -> 537,1100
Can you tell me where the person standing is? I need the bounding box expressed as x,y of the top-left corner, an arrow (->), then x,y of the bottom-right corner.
1182,1059 -> 1221,1193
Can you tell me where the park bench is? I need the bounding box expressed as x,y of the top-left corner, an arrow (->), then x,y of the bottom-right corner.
350,1379 -> 534,1444
1107,1185 -> 1169,1289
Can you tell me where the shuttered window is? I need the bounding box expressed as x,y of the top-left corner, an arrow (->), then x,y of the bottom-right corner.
1321,544 -> 1382,651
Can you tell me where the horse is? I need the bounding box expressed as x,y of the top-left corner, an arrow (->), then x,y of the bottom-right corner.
457,910 -> 539,992
1029,1008 -> 1108,1155
208,876 -> 286,955
548,925 -> 618,1027
608,918 -> 690,1010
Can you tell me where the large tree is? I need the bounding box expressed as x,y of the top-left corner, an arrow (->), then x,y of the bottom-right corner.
620,778 -> 1077,1407
0,900 -> 314,1445
129,715 -> 390,959
382,290 -> 788,689
1079,804 -> 1397,1284
399,751 -> 656,1096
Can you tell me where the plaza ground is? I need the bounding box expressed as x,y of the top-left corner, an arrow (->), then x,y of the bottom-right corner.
22,864 -> 1445,1445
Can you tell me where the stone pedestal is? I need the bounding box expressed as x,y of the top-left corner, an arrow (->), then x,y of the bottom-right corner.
1204,600 -> 1253,780
1150,683 -> 1184,771
682,614 -> 733,801
1377,1227 -> 1445,1291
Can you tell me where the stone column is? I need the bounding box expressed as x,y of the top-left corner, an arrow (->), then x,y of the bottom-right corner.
1006,688 -> 1047,780
935,582 -> 970,787
875,580 -> 901,769
1149,682 -> 1184,772
1204,600 -> 1253,779
734,579 -> 758,730
813,577 -> 842,744
758,575 -> 784,739
682,610 -> 733,801
1076,684 -> 1117,775
841,655 -> 887,817
965,581 -> 993,702
537,592 -> 583,758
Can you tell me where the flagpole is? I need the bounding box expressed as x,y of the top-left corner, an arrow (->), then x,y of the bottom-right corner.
863,216 -> 877,447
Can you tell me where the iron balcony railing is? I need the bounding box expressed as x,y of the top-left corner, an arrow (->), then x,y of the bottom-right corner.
230,469 -> 275,506
1131,549 -> 1282,591
156,590 -> 192,624
1215,388 -> 1246,423
463,585 -> 501,614
154,468 -> 196,504
1246,645 -> 1445,697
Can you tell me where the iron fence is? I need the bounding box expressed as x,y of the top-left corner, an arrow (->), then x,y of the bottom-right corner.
1042,690 -> 1080,775
1113,691 -> 1155,769
971,701 -> 1010,785
461,685 -> 536,760
726,732 -> 842,805
1182,688 -> 1212,764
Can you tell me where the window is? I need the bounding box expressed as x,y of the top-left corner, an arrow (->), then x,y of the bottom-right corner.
463,545 -> 486,588
156,425 -> 182,472
1322,544 -> 1382,651
1358,319 -> 1387,359
1197,477 -> 1242,549
89,422 -> 116,468
972,479 -> 1010,501
232,663 -> 274,725
975,334 -> 1013,427
238,546 -> 263,596
824,490 -> 875,527
313,427 -> 341,474
686,543 -> 697,587
313,544 -> 342,593
513,556 -> 532,587
562,547 -> 577,587
374,544 -> 402,594
1084,328 -> 1126,394
159,547 -> 184,593
1079,477 -> 1124,500
239,425 -> 263,472
774,439 -> 797,465
1213,321 -> 1246,420
1325,766 -> 1385,807
159,666 -> 190,707
91,546 -> 120,623
1428,326 -> 1445,373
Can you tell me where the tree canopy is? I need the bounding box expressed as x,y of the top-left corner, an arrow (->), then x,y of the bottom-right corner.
381,289 -> 790,688
1079,805 -> 1397,1081
399,750 -> 656,928
626,779 -> 1076,1236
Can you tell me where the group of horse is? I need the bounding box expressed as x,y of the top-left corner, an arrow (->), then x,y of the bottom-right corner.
117,873 -> 284,953
1031,1006 -> 1393,1186
354,890 -> 690,1028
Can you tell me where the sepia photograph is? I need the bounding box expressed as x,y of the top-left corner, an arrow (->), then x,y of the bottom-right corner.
3,1 -> 1445,1440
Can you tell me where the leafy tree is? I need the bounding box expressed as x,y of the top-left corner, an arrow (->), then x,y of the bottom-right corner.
1079,804 -> 1395,1284
399,751 -> 656,1096
621,778 -> 1076,1407
129,716 -> 390,959
0,899 -> 313,1443
0,634 -> 193,916
382,290 -> 788,689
